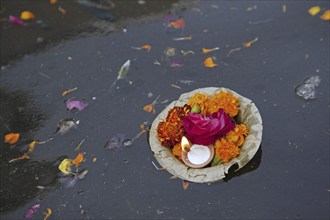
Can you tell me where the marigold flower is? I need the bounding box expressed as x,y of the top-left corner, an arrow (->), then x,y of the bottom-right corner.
226,124 -> 248,147
214,138 -> 240,163
172,143 -> 183,161
187,93 -> 209,114
205,92 -> 239,116
157,105 -> 191,147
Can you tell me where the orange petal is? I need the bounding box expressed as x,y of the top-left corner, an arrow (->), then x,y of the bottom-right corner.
72,152 -> 84,166
142,44 -> 152,52
203,57 -> 217,68
58,6 -> 66,15
9,153 -> 30,163
61,87 -> 77,96
43,208 -> 52,220
5,133 -> 20,144
143,104 -> 154,113
202,47 -> 219,54
170,18 -> 185,29
29,141 -> 38,152
320,10 -> 330,21
20,11 -> 35,20
243,37 -> 258,48
182,180 -> 189,190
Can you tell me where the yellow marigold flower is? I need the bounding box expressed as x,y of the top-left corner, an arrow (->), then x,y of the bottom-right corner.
234,124 -> 248,136
187,93 -> 209,114
205,92 -> 239,116
172,143 -> 183,161
214,138 -> 240,163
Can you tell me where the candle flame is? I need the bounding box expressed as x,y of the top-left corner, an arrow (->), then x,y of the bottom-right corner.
181,136 -> 191,153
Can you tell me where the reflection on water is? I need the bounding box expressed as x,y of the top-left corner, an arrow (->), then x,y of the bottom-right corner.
224,147 -> 262,181
0,88 -> 63,213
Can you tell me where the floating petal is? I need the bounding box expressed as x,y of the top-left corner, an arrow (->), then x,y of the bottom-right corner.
203,57 -> 217,68
66,99 -> 88,111
169,18 -> 185,29
320,10 -> 330,21
25,204 -> 40,218
308,6 -> 321,16
58,159 -> 72,175
20,11 -> 35,20
72,152 -> 84,166
4,133 -> 20,144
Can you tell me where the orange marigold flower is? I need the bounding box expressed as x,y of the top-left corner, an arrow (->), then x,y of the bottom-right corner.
172,143 -> 183,161
157,105 -> 191,147
214,138 -> 240,163
205,92 -> 239,116
187,93 -> 209,114
226,124 -> 248,147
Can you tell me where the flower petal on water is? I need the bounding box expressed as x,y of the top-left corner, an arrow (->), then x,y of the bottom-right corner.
9,153 -> 30,163
320,10 -> 330,21
66,99 -> 88,111
58,158 -> 72,175
4,133 -> 20,144
308,6 -> 321,16
169,18 -> 185,29
20,11 -> 35,20
43,208 -> 52,220
203,57 -> 217,68
8,15 -> 24,26
72,152 -> 84,166
25,204 -> 40,218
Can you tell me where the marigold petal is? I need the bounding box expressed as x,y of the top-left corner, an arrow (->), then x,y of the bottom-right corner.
320,10 -> 330,21
72,152 -> 84,166
203,57 -> 217,68
5,133 -> 20,144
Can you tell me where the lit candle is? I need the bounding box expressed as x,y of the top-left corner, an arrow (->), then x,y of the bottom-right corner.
187,145 -> 211,165
181,136 -> 214,168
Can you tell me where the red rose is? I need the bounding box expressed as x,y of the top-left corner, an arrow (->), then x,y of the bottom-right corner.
183,109 -> 235,145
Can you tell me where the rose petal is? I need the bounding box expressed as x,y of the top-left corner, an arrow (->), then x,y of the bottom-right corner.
66,99 -> 88,111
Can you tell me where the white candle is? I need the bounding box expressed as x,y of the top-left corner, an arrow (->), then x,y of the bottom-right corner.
187,145 -> 211,165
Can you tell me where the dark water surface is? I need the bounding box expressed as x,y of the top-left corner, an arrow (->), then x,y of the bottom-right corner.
1,1 -> 329,219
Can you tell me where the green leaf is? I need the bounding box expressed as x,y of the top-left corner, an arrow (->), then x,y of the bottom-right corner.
211,154 -> 221,167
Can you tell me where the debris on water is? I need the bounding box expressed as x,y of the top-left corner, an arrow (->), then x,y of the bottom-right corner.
204,57 -> 218,68
66,98 -> 88,111
4,133 -> 20,144
110,60 -> 131,91
76,169 -> 88,180
20,11 -> 35,20
59,175 -> 78,188
9,153 -> 30,163
173,35 -> 192,41
54,118 -> 79,135
295,76 -> 321,100
43,208 -> 52,220
36,37 -> 44,44
170,84 -> 181,89
8,15 -> 24,26
104,133 -> 126,150
123,122 -> 148,147
181,50 -> 195,56
243,37 -> 259,48
177,79 -> 195,85
143,95 -> 160,114
202,47 -> 220,54
62,87 -> 78,96
25,204 -> 40,218
226,47 -> 241,57
131,44 -> 151,52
